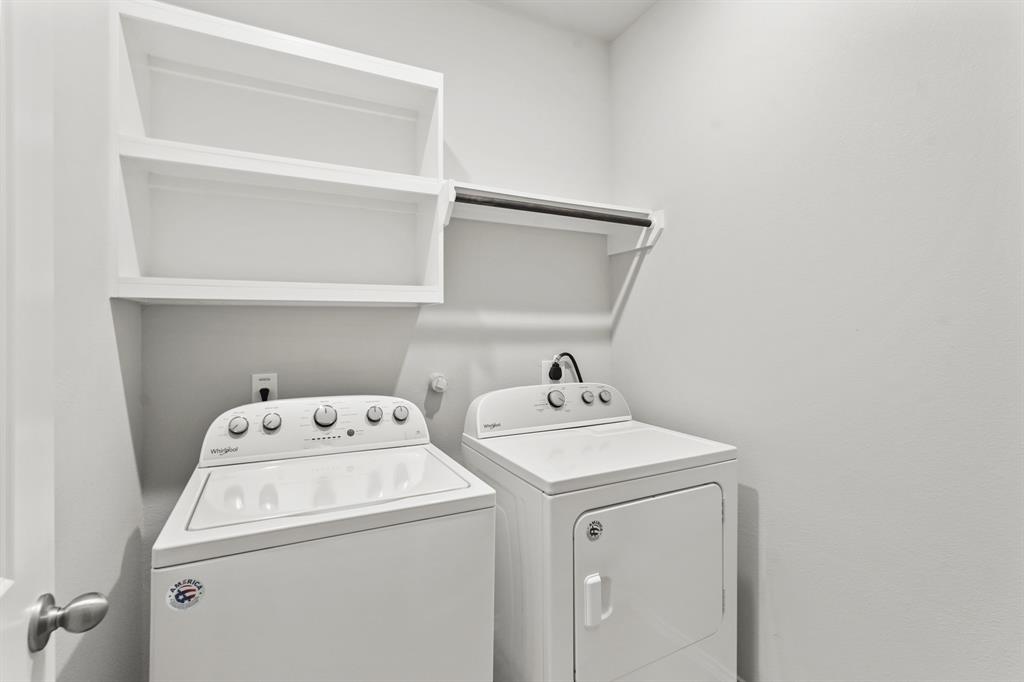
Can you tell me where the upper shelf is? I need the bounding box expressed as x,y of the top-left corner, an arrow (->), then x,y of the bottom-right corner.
115,0 -> 443,177
448,182 -> 662,256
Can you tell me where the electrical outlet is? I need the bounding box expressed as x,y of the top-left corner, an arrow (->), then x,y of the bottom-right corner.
251,373 -> 278,402
541,360 -> 569,384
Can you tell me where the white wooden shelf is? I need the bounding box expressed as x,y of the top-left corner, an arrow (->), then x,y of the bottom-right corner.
114,277 -> 442,306
110,1 -> 448,307
119,136 -> 443,199
113,136 -> 450,305
115,0 -> 443,178
448,182 -> 662,256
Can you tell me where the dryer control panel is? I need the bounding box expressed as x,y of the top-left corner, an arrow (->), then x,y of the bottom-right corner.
464,383 -> 631,439
199,396 -> 429,467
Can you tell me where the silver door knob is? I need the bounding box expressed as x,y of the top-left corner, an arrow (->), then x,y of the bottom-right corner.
28,592 -> 108,652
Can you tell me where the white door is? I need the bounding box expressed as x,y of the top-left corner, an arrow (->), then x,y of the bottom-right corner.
0,3 -> 104,680
573,484 -> 724,682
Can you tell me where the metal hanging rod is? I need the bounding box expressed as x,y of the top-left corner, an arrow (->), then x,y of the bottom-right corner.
453,191 -> 653,228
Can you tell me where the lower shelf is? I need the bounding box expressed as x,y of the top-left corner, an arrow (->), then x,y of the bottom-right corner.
113,277 -> 443,306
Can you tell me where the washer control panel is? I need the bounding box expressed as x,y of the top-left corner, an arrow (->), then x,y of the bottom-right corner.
464,383 -> 630,439
199,395 -> 429,467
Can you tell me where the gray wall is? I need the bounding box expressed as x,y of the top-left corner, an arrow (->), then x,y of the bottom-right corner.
609,2 -> 1024,680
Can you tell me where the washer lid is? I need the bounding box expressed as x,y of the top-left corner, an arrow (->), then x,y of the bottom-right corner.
462,420 -> 736,495
190,445 -> 469,530
152,444 -> 494,568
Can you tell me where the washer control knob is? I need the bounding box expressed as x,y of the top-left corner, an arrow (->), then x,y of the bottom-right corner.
366,405 -> 383,423
313,405 -> 337,428
262,412 -> 282,432
393,405 -> 409,423
227,416 -> 249,435
581,390 -> 595,404
547,390 -> 566,408
598,389 -> 612,404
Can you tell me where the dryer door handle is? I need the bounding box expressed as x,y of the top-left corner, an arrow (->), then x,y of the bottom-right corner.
583,573 -> 612,628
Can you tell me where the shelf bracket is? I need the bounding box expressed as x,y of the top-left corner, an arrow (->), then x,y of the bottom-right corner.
442,180 -> 456,227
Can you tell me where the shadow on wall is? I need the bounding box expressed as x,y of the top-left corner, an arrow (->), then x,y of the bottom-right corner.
738,484 -> 760,682
111,299 -> 145,489
60,528 -> 145,682
444,143 -> 468,185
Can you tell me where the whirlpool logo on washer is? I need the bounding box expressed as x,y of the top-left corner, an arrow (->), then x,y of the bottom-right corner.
483,422 -> 502,430
167,578 -> 205,610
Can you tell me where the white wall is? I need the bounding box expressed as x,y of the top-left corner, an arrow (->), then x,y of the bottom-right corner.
610,2 -> 1023,680
133,1 -> 616,678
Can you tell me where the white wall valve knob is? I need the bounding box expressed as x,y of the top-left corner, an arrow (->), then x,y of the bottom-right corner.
429,373 -> 448,393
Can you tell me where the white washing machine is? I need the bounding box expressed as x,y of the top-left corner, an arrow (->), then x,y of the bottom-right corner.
462,383 -> 737,682
151,395 -> 495,682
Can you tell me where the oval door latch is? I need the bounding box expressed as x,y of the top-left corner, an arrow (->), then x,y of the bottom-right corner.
28,592 -> 109,652
587,520 -> 603,541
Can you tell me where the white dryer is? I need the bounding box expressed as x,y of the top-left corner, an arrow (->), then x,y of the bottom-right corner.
151,395 -> 495,682
462,383 -> 737,682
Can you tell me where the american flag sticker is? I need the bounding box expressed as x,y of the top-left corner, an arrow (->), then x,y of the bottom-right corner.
167,578 -> 205,611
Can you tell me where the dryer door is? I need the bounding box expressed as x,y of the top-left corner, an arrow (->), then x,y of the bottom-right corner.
573,484 -> 723,682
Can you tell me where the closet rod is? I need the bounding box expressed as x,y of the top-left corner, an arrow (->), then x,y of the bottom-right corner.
454,193 -> 653,228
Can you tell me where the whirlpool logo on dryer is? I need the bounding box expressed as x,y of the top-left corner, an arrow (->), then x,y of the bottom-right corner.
483,422 -> 502,430
209,446 -> 238,456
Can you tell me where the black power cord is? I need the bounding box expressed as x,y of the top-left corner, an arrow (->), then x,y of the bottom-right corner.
548,351 -> 583,383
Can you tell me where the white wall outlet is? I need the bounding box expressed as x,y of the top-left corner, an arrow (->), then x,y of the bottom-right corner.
541,360 -> 569,384
252,373 -> 278,402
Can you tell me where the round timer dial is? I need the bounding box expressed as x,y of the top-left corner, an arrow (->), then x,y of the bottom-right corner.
227,416 -> 249,435
313,405 -> 337,428
262,412 -> 282,432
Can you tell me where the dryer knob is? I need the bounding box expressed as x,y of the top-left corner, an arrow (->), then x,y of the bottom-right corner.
598,389 -> 612,404
581,390 -> 595,404
366,405 -> 384,423
547,390 -> 566,408
313,405 -> 337,428
227,416 -> 249,435
392,405 -> 409,423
